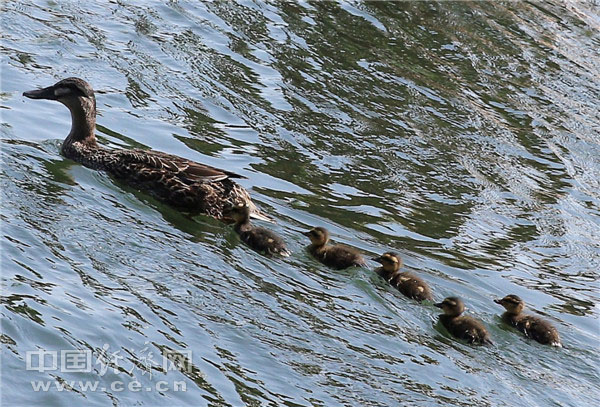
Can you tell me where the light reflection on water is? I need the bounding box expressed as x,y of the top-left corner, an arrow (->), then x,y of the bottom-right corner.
1,1 -> 599,406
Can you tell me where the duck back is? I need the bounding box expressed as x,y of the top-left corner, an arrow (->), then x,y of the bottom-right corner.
310,244 -> 365,270
63,143 -> 251,219
440,315 -> 492,345
503,313 -> 561,346
236,223 -> 288,256
390,272 -> 433,302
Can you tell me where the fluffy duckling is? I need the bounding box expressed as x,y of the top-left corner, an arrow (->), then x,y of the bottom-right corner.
435,297 -> 493,345
372,252 -> 433,302
224,204 -> 289,257
494,294 -> 561,347
302,227 -> 366,270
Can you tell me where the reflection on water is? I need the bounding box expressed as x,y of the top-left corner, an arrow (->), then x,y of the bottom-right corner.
1,1 -> 599,406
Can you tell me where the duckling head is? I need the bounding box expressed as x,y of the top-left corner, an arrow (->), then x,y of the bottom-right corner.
24,77 -> 96,142
372,252 -> 403,272
435,297 -> 465,317
302,226 -> 329,246
223,203 -> 251,224
494,294 -> 525,315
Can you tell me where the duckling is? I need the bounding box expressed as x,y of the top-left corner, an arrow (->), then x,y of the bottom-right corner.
494,294 -> 561,347
435,297 -> 493,345
372,252 -> 433,302
224,203 -> 289,256
302,227 -> 366,270
23,78 -> 270,222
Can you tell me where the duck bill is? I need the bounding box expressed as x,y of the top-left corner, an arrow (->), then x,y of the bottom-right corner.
372,256 -> 384,264
301,231 -> 312,237
493,298 -> 502,304
434,302 -> 444,309
23,85 -> 58,100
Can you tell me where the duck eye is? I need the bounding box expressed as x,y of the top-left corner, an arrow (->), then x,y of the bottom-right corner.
54,87 -> 72,97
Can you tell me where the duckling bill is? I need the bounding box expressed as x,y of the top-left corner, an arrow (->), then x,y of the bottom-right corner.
435,297 -> 492,345
494,294 -> 561,347
302,227 -> 366,270
372,252 -> 433,302
23,77 -> 270,222
224,204 -> 289,257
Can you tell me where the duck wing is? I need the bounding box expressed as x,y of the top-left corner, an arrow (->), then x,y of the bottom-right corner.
114,149 -> 246,183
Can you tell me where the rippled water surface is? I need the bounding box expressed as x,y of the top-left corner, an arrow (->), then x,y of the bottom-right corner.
2,1 -> 599,406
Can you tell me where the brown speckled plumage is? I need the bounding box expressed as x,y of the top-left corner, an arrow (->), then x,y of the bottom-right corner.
302,227 -> 366,270
24,78 -> 267,221
494,294 -> 561,347
372,252 -> 433,302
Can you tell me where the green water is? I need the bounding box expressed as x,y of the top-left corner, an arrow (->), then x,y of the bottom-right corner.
1,1 -> 599,406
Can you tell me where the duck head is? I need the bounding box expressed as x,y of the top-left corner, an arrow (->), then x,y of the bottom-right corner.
223,203 -> 251,224
372,252 -> 402,272
494,294 -> 525,315
435,297 -> 465,317
302,226 -> 329,246
24,77 -> 96,144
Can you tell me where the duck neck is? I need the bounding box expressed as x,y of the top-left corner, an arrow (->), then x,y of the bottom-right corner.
375,267 -> 393,280
501,311 -> 519,325
62,97 -> 97,150
309,242 -> 326,255
234,218 -> 252,233
503,310 -> 520,320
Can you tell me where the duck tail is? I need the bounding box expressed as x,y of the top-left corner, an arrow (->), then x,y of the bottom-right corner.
357,257 -> 368,268
231,184 -> 275,223
248,202 -> 275,223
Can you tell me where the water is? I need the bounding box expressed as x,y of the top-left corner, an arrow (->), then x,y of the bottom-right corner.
1,1 -> 599,406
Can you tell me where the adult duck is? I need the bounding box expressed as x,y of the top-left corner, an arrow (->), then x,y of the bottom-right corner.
23,77 -> 269,221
